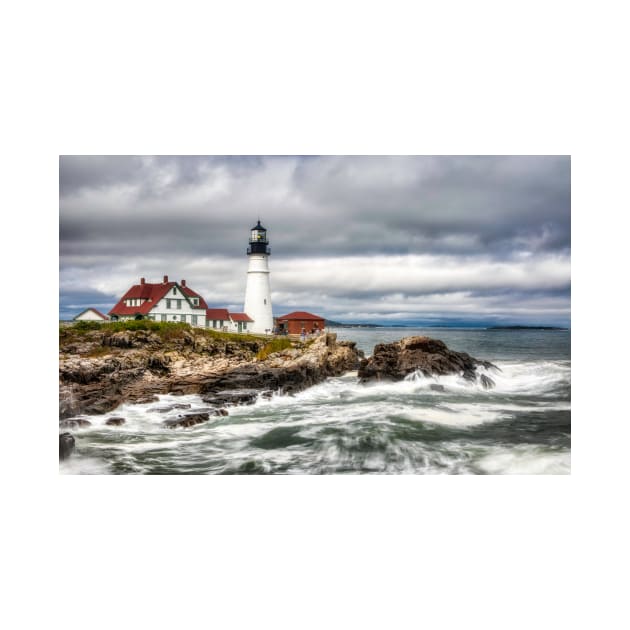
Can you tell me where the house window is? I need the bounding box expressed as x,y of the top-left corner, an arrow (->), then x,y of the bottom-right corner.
177,300 -> 182,309
161,314 -> 167,322
213,320 -> 217,328
243,322 -> 247,330
181,314 -> 187,323
166,299 -> 171,309
173,315 -> 177,320
264,299 -> 267,305
192,315 -> 198,326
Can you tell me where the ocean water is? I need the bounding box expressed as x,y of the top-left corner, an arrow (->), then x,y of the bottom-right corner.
59,327 -> 570,475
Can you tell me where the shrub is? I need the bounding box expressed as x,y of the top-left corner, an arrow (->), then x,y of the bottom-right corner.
72,320 -> 103,332
63,319 -> 264,345
256,337 -> 294,361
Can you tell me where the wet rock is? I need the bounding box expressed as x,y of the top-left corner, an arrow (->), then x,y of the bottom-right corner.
358,336 -> 497,383
217,408 -> 229,416
150,403 -> 193,413
201,389 -> 260,406
59,432 -> 75,460
163,412 -> 210,429
479,374 -> 495,389
105,417 -> 126,426
429,384 -> 445,392
134,395 -> 160,405
59,418 -> 92,429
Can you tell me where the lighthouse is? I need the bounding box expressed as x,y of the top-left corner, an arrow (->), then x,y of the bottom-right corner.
244,220 -> 274,334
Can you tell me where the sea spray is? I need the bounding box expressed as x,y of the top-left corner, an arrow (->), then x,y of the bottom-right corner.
61,328 -> 570,474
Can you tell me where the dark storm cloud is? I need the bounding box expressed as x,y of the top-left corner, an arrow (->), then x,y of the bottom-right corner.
59,156 -> 570,324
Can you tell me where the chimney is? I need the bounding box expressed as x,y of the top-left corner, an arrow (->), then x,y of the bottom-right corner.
140,277 -> 145,285
163,275 -> 169,283
181,279 -> 186,287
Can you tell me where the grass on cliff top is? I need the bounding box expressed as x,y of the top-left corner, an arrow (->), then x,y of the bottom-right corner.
255,337 -> 294,360
61,320 -> 263,344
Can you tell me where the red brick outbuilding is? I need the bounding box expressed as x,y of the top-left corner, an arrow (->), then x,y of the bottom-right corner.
276,311 -> 325,335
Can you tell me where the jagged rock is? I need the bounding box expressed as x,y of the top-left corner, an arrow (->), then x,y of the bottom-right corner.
135,395 -> 160,404
105,417 -> 126,426
147,354 -> 170,372
163,412 -> 210,429
150,403 -> 192,413
59,433 -> 75,460
200,334 -> 360,398
479,374 -> 495,389
429,384 -> 446,392
59,418 -> 92,429
201,389 -> 260,406
358,336 -> 497,383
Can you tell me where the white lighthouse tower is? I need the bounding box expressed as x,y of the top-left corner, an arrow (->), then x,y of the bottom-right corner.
244,220 -> 274,334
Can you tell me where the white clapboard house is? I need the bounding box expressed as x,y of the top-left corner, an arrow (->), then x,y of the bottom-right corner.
107,276 -> 253,332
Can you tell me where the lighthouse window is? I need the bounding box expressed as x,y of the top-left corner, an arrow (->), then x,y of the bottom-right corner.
264,299 -> 267,305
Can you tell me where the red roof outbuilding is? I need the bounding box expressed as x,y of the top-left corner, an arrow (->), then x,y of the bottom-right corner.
276,311 -> 324,321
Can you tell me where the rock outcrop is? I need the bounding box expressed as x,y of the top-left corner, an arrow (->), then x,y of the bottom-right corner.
200,335 -> 362,399
358,336 -> 497,386
59,327 -> 362,418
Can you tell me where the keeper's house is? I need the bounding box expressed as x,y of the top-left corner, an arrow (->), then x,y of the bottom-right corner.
108,276 -> 254,332
276,311 -> 325,335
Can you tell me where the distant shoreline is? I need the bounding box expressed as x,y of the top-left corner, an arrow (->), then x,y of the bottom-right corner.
325,322 -> 569,331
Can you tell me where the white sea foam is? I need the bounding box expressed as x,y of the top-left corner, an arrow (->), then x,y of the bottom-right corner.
476,446 -> 570,474
59,456 -> 111,475
61,358 -> 570,475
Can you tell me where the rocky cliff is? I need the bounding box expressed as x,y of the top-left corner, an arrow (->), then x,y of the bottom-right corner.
59,324 -> 362,418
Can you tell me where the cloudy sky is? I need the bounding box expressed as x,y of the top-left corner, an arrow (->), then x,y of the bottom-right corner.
59,156 -> 570,326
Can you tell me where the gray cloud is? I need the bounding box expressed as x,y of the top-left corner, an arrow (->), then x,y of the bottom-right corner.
59,156 -> 570,325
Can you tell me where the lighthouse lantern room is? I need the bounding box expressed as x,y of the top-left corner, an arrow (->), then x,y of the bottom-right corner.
244,221 -> 274,334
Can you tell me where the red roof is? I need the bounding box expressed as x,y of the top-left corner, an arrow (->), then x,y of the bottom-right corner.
181,285 -> 208,309
230,312 -> 253,322
109,281 -> 175,316
206,308 -> 230,320
277,311 -> 325,321
74,308 -> 109,321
